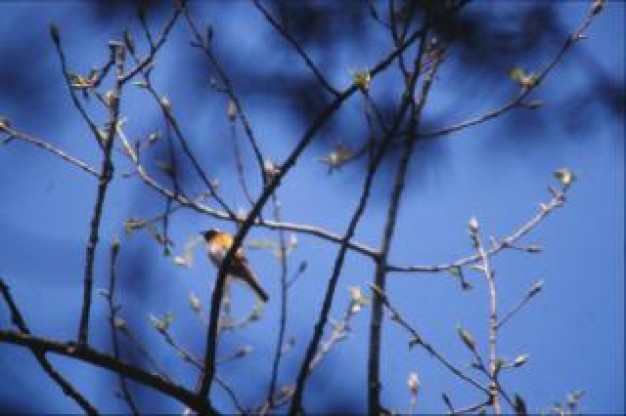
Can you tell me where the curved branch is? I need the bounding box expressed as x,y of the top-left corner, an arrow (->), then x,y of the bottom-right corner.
420,2 -> 602,140
0,330 -> 209,413
0,279 -> 98,414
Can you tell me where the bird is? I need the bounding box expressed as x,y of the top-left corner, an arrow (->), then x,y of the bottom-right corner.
201,228 -> 269,302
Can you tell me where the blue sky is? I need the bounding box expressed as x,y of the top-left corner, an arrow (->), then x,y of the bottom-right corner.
0,1 -> 623,414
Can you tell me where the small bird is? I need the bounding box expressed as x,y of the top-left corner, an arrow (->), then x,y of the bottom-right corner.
202,228 -> 269,302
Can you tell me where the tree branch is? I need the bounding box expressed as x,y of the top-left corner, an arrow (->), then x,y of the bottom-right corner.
0,279 -> 98,414
0,330 -> 210,412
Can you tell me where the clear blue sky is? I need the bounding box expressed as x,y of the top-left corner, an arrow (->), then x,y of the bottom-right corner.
0,1 -> 623,414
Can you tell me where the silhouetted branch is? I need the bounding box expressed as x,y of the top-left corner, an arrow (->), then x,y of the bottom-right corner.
420,1 -> 603,139
287,90 -> 398,415
265,194 -> 291,410
369,284 -> 489,396
184,6 -> 267,188
0,279 -> 97,414
77,42 -> 125,345
253,0 -> 341,97
105,240 -> 140,414
368,29 -> 443,414
199,23 -> 430,406
0,329 -> 209,412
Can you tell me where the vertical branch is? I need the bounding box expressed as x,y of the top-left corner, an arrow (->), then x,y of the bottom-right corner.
470,219 -> 501,414
228,106 -> 256,207
286,116 -> 391,415
264,191 -> 290,411
368,34 -> 445,413
286,42 -> 435,409
77,42 -> 125,345
106,240 -> 140,414
183,8 -> 268,186
196,23 -> 431,406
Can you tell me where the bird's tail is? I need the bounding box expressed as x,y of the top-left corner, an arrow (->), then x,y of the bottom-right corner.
234,261 -> 269,302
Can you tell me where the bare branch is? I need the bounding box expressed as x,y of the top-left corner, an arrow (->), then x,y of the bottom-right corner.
370,284 -> 490,396
0,330 -> 209,412
368,29 -> 443,414
0,279 -> 97,414
420,2 -> 603,140
198,23 -> 430,405
469,219 -> 502,414
119,5 -> 183,84
253,0 -> 340,97
183,7 -> 267,188
77,43 -> 125,345
105,241 -> 140,414
1,126 -> 98,177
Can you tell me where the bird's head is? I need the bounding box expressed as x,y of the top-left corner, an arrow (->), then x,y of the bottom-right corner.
201,228 -> 221,242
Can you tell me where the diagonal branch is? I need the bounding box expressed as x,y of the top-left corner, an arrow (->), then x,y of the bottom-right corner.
252,0 -> 340,97
420,2 -> 603,140
1,126 -> 98,177
370,284 -> 490,396
368,29 -> 443,414
0,279 -> 98,414
287,98 -> 400,415
184,7 -> 267,187
197,24 -> 431,408
0,329 -> 209,413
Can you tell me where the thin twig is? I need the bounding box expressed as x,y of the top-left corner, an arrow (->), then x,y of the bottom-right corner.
134,64 -> 237,220
451,400 -> 491,415
184,7 -> 267,187
497,280 -> 544,330
50,27 -> 105,149
387,187 -> 568,273
260,299 -> 361,412
252,0 -> 340,97
155,327 -> 247,414
119,326 -> 172,382
420,2 -> 603,140
229,112 -> 256,207
106,241 -> 140,414
264,194 -> 290,412
370,285 -> 490,396
1,126 -> 99,177
119,5 -> 183,84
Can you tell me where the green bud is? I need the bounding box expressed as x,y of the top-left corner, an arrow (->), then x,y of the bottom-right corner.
456,326 -> 476,351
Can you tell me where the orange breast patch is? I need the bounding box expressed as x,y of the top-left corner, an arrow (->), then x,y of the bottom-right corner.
212,232 -> 233,249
